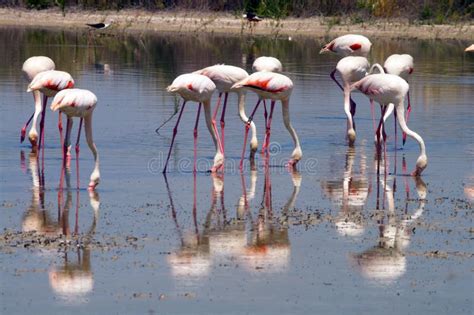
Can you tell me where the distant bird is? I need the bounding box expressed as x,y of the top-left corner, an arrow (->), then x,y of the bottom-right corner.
86,22 -> 112,30
21,56 -> 55,147
351,73 -> 427,176
50,89 -> 100,190
465,44 -> 474,52
193,65 -> 258,157
252,56 -> 282,73
383,54 -> 414,145
232,71 -> 302,169
320,34 -> 372,128
243,12 -> 263,23
165,73 -> 224,173
27,70 -> 75,151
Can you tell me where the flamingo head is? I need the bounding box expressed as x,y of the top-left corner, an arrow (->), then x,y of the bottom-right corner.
211,151 -> 224,173
88,170 -> 100,191
412,154 -> 427,176
347,129 -> 356,144
319,42 -> 334,54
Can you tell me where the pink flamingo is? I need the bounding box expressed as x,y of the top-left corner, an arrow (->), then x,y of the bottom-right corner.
232,71 -> 302,169
383,54 -> 414,145
27,70 -> 75,151
351,74 -> 427,176
320,34 -> 372,126
21,56 -> 55,146
164,73 -> 224,173
50,88 -> 100,190
193,65 -> 258,156
252,56 -> 283,73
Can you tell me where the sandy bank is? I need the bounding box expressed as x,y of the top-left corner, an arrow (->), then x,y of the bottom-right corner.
0,8 -> 472,40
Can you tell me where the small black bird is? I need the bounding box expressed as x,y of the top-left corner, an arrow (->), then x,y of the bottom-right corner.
243,12 -> 263,22
86,22 -> 112,30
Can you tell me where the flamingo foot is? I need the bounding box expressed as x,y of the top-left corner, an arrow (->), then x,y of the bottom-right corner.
286,159 -> 299,170
20,128 -> 27,143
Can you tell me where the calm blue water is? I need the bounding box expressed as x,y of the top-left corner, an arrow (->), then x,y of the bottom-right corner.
0,27 -> 473,314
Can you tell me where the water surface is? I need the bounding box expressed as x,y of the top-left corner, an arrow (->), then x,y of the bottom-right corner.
0,27 -> 473,314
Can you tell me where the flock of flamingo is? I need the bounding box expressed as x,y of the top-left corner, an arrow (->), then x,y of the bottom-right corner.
20,33 -> 428,191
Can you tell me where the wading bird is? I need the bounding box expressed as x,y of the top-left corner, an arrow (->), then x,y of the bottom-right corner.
21,56 -> 56,147
252,56 -> 282,73
243,12 -> 263,23
232,71 -> 302,169
194,65 -> 258,157
27,70 -> 75,151
320,34 -> 372,130
351,74 -> 427,176
50,89 -> 100,190
165,73 -> 223,173
383,54 -> 414,145
86,21 -> 112,30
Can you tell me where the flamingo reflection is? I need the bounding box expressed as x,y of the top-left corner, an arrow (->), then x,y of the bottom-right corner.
351,159 -> 427,284
321,145 -> 369,237
21,152 -> 100,303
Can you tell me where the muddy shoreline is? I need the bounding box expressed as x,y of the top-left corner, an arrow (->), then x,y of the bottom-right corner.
0,8 -> 472,40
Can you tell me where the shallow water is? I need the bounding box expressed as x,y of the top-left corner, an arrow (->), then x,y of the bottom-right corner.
0,27 -> 473,314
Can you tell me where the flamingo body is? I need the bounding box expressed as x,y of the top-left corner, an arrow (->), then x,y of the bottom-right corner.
233,71 -> 293,100
167,73 -> 216,102
28,70 -> 75,97
320,34 -> 372,57
252,56 -> 283,72
194,65 -> 248,91
336,56 -> 370,84
22,56 -> 55,81
384,54 -> 414,81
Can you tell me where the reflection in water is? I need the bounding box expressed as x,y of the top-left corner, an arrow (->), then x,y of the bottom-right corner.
322,145 -> 369,237
351,157 -> 427,285
165,164 -> 302,284
21,151 -> 100,304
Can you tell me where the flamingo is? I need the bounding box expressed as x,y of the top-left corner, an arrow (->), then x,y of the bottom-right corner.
383,54 -> 414,145
465,44 -> 474,52
320,34 -> 372,126
164,73 -> 223,173
351,73 -> 427,176
252,56 -> 282,73
193,65 -> 258,157
232,71 -> 302,169
21,56 -> 56,147
27,70 -> 75,151
50,89 -> 100,190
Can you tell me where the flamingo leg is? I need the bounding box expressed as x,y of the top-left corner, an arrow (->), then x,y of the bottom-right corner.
370,99 -> 376,133
219,93 -> 228,152
163,101 -> 186,173
331,69 -> 357,117
394,109 -> 398,150
261,100 -> 268,153
59,112 -> 64,148
64,117 -> 73,167
263,101 -> 276,156
20,113 -> 34,143
38,95 -> 48,152
240,99 -> 262,170
402,91 -> 411,146
75,118 -> 83,189
193,103 -> 202,173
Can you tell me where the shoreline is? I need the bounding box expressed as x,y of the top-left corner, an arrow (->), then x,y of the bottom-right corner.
0,8 -> 473,40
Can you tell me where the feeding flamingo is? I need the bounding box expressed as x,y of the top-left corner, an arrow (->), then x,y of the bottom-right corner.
21,56 -> 56,147
232,71 -> 302,169
50,88 -> 100,190
27,70 -> 75,151
383,54 -> 414,145
193,65 -> 258,157
164,73 -> 224,173
351,73 -> 427,176
252,56 -> 283,73
320,34 -> 372,127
